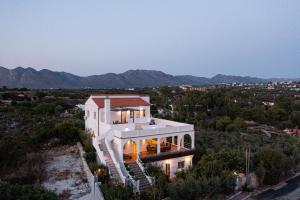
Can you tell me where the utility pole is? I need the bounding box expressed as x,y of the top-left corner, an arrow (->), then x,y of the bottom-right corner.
245,148 -> 250,187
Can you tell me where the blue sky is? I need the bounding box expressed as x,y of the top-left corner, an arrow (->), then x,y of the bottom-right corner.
0,0 -> 299,78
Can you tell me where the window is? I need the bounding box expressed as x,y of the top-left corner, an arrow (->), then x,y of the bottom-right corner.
136,111 -> 140,118
94,111 -> 96,119
178,161 -> 185,169
130,110 -> 134,118
142,109 -> 146,117
87,110 -> 90,118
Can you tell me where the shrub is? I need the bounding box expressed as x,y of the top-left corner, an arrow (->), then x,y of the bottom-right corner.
85,151 -> 97,163
33,103 -> 55,114
0,181 -> 58,200
100,183 -> 133,200
88,161 -> 99,173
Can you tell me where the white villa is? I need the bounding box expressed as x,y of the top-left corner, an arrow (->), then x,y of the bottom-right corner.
85,94 -> 195,191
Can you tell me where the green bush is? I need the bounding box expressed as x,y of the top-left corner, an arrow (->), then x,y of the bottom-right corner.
85,151 -> 97,163
32,121 -> 81,145
33,103 -> 55,114
88,161 -> 99,173
0,181 -> 58,200
100,183 -> 133,200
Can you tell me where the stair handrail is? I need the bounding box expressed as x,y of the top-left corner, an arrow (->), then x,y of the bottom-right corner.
104,138 -> 126,183
137,156 -> 155,185
93,137 -> 106,165
105,137 -> 140,192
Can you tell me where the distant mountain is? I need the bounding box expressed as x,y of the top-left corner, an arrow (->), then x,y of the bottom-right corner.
0,66 -> 298,89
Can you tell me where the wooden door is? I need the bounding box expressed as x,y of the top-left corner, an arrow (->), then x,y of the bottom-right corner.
165,163 -> 170,177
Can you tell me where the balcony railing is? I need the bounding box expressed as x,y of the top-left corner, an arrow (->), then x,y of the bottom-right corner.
140,148 -> 195,163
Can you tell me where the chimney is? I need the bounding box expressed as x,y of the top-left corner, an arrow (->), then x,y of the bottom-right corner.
104,97 -> 110,124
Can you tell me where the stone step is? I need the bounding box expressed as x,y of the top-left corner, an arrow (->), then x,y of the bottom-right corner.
127,162 -> 151,190
99,139 -> 122,183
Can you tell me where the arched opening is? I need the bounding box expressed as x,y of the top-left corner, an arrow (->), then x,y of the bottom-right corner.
123,140 -> 137,163
183,134 -> 192,149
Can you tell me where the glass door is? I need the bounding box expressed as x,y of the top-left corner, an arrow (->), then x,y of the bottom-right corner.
121,111 -> 127,124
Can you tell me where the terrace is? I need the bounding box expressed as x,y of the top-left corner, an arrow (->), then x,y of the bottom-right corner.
114,118 -> 194,139
123,134 -> 194,163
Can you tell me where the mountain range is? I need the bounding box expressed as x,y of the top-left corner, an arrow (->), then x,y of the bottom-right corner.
0,66 -> 298,89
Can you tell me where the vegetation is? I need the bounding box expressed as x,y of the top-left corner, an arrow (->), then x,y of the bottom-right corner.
1,86 -> 300,199
100,183 -> 134,200
0,181 -> 57,200
140,164 -> 168,200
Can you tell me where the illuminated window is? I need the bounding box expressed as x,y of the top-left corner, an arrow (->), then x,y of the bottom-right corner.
178,161 -> 185,169
141,109 -> 146,117
130,111 -> 134,118
136,111 -> 140,118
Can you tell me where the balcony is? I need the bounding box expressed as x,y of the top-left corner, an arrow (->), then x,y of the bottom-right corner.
114,118 -> 194,139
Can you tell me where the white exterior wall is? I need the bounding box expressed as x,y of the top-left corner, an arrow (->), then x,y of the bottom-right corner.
85,94 -> 195,179
85,98 -> 99,136
153,155 -> 193,178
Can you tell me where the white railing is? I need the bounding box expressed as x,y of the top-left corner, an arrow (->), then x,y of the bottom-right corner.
104,138 -> 126,184
92,138 -> 106,165
137,156 -> 155,186
107,137 -> 140,193
115,122 -> 194,139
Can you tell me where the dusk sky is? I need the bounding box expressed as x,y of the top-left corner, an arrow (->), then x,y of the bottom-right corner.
0,1 -> 299,78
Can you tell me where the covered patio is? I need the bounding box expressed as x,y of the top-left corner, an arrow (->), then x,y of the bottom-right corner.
123,135 -> 192,163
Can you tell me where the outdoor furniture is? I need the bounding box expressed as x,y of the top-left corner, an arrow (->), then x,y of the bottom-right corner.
149,119 -> 156,125
123,154 -> 132,160
146,145 -> 156,153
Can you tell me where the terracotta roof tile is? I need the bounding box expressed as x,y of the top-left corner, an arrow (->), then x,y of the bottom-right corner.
92,97 -> 149,108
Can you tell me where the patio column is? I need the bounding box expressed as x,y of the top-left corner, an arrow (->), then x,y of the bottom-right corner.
177,135 -> 181,150
136,139 -> 140,157
172,136 -> 174,144
157,138 -> 161,154
191,133 -> 195,149
104,98 -> 110,124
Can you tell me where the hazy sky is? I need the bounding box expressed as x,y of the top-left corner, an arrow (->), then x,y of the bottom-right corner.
0,1 -> 299,78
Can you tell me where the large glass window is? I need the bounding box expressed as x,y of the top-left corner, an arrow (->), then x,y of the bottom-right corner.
136,111 -> 140,118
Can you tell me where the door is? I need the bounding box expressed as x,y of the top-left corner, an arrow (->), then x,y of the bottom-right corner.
121,111 -> 127,124
165,163 -> 170,177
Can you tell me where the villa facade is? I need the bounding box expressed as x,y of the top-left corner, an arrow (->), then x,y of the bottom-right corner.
85,94 -> 195,191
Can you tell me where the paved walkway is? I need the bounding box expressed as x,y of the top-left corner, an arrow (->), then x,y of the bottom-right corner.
77,143 -> 105,200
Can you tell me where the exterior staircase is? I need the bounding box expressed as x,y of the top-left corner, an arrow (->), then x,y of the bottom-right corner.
128,162 -> 152,191
99,139 -> 122,183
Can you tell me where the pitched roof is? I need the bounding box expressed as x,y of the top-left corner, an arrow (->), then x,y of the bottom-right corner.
92,97 -> 150,108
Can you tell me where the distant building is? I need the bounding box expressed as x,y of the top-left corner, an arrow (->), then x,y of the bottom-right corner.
284,129 -> 300,137
245,120 -> 257,126
262,101 -> 274,107
76,104 -> 85,111
179,84 -> 207,92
